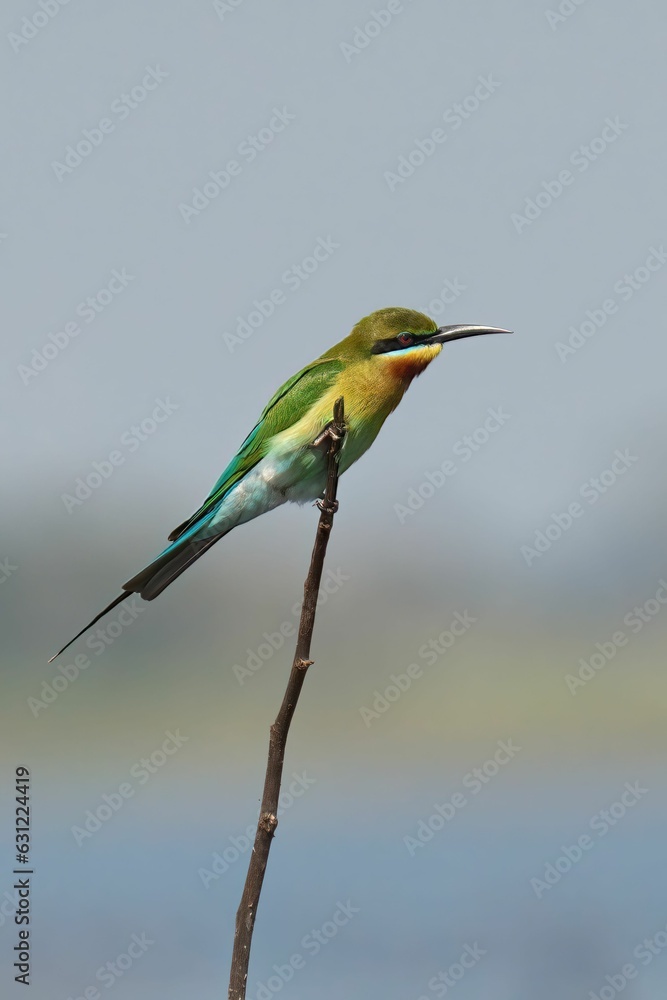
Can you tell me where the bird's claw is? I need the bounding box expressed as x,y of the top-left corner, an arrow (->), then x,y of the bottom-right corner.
312,420 -> 346,449
314,497 -> 339,514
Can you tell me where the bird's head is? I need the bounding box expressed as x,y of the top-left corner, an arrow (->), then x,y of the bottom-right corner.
330,307 -> 511,381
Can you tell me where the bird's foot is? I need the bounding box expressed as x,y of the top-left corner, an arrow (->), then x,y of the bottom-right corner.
312,419 -> 346,449
314,497 -> 339,515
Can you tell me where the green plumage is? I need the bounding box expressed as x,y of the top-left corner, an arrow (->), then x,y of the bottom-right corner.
48,307 -> 510,663
168,357 -> 344,541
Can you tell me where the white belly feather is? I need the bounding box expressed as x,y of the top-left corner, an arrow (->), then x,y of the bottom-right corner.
209,451 -> 327,532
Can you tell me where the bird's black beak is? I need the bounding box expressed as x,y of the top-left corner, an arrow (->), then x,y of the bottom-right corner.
427,324 -> 513,345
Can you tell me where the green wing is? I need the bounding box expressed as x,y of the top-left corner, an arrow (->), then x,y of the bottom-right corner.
168,357 -> 343,540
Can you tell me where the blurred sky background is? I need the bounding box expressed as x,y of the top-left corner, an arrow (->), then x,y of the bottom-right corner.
2,0 -> 667,997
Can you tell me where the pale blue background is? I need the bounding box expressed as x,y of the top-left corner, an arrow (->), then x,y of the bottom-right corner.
2,1 -> 667,997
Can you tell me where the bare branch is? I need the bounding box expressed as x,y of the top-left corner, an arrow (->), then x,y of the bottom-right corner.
228,397 -> 346,1000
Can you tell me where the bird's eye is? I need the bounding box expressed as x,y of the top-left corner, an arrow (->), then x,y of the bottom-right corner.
397,332 -> 413,346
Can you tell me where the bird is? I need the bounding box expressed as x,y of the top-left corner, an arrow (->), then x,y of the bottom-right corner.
49,307 -> 510,662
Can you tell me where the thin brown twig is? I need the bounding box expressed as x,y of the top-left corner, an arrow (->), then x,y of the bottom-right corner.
228,396 -> 346,1000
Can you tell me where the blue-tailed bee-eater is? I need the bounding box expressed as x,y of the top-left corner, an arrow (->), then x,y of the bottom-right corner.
49,307 -> 510,661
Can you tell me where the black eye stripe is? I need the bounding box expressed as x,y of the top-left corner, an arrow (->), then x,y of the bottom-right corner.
371,332 -> 419,355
